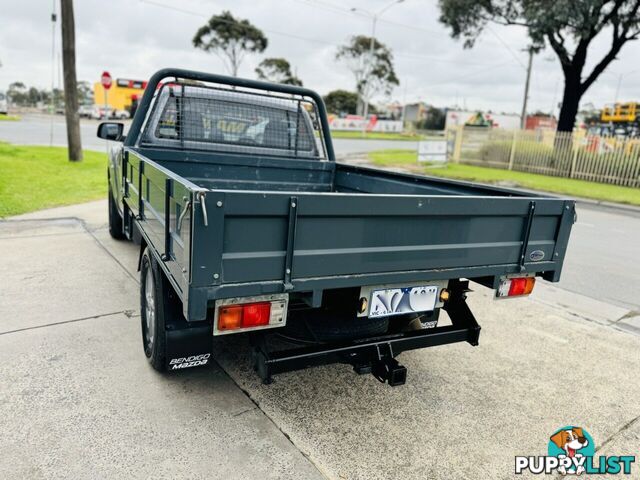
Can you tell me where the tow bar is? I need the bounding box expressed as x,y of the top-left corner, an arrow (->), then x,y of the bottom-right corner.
250,280 -> 480,386
372,356 -> 407,387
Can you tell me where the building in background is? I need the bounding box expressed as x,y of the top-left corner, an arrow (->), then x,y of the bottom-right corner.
93,78 -> 147,111
379,101 -> 403,120
328,114 -> 403,132
403,102 -> 430,123
445,110 -> 520,130
525,114 -> 557,131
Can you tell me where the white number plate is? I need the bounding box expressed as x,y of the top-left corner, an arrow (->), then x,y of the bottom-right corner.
369,285 -> 438,318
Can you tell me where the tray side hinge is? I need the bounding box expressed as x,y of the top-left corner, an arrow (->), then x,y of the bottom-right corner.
283,196 -> 298,291
518,201 -> 536,272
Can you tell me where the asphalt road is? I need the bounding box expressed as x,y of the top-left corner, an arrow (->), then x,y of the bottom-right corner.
2,200 -> 639,479
561,205 -> 640,311
0,113 -> 416,154
1,114 -> 639,311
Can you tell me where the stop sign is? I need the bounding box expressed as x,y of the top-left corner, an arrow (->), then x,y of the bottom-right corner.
101,71 -> 112,90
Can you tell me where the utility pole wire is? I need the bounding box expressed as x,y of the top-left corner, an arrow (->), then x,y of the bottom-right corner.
295,0 -> 518,50
486,26 -> 527,69
294,0 -> 442,35
426,60 -> 516,88
139,0 -> 520,68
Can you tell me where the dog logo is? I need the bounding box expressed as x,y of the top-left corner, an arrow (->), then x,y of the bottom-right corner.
516,425 -> 635,475
548,427 -> 592,475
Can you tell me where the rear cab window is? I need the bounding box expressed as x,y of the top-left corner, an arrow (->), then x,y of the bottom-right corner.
150,87 -> 318,157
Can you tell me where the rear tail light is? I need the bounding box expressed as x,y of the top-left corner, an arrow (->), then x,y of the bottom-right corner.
496,276 -> 535,298
214,295 -> 287,335
240,302 -> 271,327
218,305 -> 243,331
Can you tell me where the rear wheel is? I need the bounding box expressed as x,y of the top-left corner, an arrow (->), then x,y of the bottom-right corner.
140,249 -> 168,371
108,186 -> 126,240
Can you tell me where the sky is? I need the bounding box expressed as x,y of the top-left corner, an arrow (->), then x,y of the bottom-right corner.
1,0 -> 639,115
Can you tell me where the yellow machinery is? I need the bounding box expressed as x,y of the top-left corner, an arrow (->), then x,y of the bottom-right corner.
601,102 -> 637,123
93,78 -> 146,111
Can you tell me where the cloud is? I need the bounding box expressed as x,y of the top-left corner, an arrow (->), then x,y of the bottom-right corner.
1,0 -> 638,114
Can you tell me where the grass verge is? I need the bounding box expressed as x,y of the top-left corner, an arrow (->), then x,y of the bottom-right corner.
0,114 -> 21,121
330,130 -> 429,141
368,149 -> 640,206
0,143 -> 107,217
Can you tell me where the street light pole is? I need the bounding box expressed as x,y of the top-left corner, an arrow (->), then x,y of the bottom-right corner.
614,74 -> 623,103
599,69 -> 640,105
50,0 -> 57,147
362,15 -> 378,128
352,0 -> 405,136
520,46 -> 534,130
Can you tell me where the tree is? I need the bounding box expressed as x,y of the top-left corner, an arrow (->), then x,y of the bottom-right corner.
336,35 -> 399,115
438,0 -> 640,132
323,90 -> 359,115
255,58 -> 302,85
27,87 -> 47,107
416,107 -> 446,130
7,82 -> 27,106
60,0 -> 82,161
193,11 -> 268,77
77,80 -> 93,105
52,88 -> 65,109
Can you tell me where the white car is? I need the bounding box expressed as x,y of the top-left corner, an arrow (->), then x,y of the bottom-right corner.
0,92 -> 8,115
90,106 -> 116,120
113,109 -> 130,120
78,104 -> 94,118
90,106 -> 130,120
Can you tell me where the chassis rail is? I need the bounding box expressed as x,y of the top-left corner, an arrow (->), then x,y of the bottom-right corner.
250,280 -> 480,386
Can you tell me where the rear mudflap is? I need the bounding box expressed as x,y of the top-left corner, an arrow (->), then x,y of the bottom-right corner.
165,325 -> 212,371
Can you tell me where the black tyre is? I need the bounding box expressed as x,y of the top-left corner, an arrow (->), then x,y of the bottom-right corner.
108,186 -> 126,240
140,249 -> 168,371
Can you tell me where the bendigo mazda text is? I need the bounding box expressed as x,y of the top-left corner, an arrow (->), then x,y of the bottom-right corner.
99,68 -> 575,386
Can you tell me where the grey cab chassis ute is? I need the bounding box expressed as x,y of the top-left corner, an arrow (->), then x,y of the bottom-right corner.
100,68 -> 575,386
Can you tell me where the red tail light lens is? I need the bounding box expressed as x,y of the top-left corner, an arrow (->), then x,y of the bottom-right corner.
215,297 -> 287,335
217,302 -> 272,331
241,302 -> 271,327
497,277 -> 535,298
508,278 -> 527,296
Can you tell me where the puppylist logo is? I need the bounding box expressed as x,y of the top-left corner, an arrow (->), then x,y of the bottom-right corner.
515,426 -> 635,475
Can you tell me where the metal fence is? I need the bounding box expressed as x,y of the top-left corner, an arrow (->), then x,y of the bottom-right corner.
449,126 -> 640,188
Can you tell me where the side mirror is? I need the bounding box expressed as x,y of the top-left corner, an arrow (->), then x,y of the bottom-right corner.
97,122 -> 124,141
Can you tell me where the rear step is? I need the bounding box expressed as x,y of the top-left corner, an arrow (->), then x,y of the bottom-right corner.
251,280 -> 480,386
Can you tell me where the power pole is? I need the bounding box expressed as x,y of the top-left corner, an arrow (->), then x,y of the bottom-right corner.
520,47 -> 534,130
60,0 -> 83,161
361,17 -> 378,134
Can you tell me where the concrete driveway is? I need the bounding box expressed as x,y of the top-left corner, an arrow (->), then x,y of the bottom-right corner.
2,201 -> 640,479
